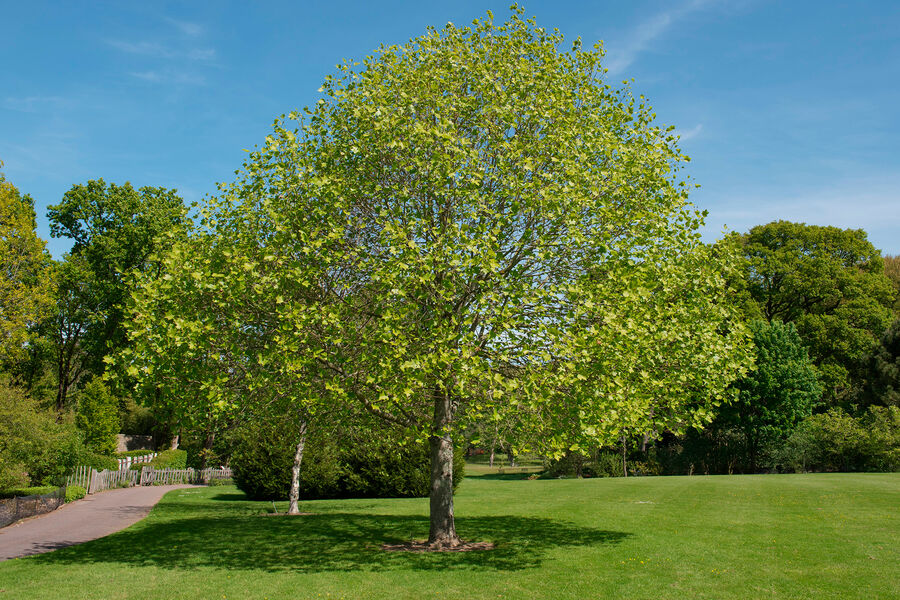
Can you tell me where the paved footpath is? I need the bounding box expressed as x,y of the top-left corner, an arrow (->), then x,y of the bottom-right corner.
0,484 -> 196,561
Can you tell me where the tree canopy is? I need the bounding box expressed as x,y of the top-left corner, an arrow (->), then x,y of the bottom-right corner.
0,164 -> 53,363
718,319 -> 821,471
47,179 -> 187,377
123,8 -> 752,547
736,220 -> 895,406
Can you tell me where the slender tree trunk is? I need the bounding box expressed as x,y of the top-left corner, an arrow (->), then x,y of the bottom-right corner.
200,431 -> 215,469
428,390 -> 459,548
288,420 -> 309,516
622,435 -> 628,478
507,444 -> 516,467
489,444 -> 495,468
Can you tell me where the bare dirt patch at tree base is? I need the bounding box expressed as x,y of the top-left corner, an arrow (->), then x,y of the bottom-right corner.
381,540 -> 495,553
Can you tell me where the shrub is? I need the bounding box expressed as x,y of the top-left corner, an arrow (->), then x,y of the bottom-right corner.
776,406 -> 900,472
65,485 -> 87,502
116,449 -> 155,458
206,478 -> 233,487
147,449 -> 187,469
77,450 -> 119,472
0,486 -> 57,499
231,420 -> 465,501
0,378 -> 83,486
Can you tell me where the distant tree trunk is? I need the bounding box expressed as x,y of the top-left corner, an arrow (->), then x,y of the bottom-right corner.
288,420 -> 309,516
507,443 -> 516,467
489,444 -> 495,468
200,431 -> 215,469
622,435 -> 628,478
428,388 -> 460,548
573,451 -> 584,478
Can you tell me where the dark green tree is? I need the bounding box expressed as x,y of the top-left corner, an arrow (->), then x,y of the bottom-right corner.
861,319 -> 900,408
736,221 -> 894,407
718,320 -> 821,471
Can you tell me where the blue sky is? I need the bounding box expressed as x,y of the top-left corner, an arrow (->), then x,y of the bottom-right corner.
3,0 -> 899,258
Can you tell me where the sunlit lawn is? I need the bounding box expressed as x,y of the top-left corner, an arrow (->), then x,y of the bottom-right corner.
0,471 -> 897,599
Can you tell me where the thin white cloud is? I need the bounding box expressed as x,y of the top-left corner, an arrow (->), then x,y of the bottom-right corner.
106,40 -> 215,61
605,0 -> 718,76
107,39 -> 177,58
130,70 -> 206,86
678,123 -> 704,141
166,18 -> 204,37
3,96 -> 69,113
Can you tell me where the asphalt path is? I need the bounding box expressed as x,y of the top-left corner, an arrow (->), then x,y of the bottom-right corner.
0,484 -> 196,561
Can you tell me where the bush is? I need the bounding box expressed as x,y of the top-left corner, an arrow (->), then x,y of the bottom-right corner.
77,450 -> 119,472
776,406 -> 900,472
116,449 -> 154,458
65,485 -> 86,502
0,378 -> 83,486
0,486 -> 57,499
147,449 -> 187,469
206,478 -> 233,487
231,419 -> 465,501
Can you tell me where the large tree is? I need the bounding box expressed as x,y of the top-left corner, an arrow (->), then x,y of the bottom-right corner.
129,8 -> 752,548
884,254 -> 900,315
736,221 -> 895,406
718,320 -> 821,471
861,319 -> 900,408
0,164 -> 53,364
47,179 -> 187,378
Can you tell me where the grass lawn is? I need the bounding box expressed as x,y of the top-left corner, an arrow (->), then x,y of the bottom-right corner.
0,472 -> 897,599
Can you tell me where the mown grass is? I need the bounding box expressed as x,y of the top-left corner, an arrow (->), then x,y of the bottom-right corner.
0,472 -> 897,599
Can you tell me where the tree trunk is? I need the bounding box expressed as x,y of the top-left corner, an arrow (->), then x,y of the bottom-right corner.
428,391 -> 460,548
622,435 -> 628,478
200,431 -> 215,469
288,420 -> 309,516
507,444 -> 516,467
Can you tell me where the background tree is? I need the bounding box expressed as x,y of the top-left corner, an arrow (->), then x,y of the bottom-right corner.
47,179 -> 187,378
188,8 -> 752,548
884,254 -> 900,315
75,379 -> 120,456
861,319 -> 900,408
47,255 -> 100,412
736,221 -> 894,407
0,163 -> 53,364
716,320 -> 821,471
119,224 -> 328,514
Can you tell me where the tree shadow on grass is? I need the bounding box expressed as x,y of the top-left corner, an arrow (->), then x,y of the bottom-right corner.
33,511 -> 630,573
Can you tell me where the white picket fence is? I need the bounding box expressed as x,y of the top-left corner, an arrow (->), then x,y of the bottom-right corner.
117,453 -> 157,471
66,465 -> 232,495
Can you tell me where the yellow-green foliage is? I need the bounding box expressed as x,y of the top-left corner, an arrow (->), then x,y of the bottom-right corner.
75,380 -> 120,456
0,378 -> 82,487
0,163 -> 53,363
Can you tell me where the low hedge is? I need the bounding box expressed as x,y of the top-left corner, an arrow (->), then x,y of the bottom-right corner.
76,451 -> 119,472
65,485 -> 87,502
0,485 -> 57,499
147,449 -> 187,470
116,449 -> 155,458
